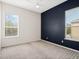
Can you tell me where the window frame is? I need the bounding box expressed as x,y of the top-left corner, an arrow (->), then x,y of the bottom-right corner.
4,15 -> 19,38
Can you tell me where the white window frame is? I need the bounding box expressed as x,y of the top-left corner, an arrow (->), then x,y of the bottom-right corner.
4,15 -> 19,38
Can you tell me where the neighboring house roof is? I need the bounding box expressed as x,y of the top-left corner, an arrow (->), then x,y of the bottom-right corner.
71,19 -> 79,24
71,19 -> 79,26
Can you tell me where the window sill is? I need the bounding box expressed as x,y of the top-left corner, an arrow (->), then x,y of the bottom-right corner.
4,35 -> 19,38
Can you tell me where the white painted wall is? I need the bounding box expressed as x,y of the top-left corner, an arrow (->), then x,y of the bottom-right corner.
1,3 -> 41,47
0,2 -> 1,46
0,2 -> 1,45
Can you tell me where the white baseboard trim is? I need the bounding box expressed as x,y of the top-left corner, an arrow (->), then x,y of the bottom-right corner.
42,40 -> 79,53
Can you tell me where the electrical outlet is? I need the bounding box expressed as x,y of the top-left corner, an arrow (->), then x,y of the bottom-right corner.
46,37 -> 48,39
61,40 -> 64,43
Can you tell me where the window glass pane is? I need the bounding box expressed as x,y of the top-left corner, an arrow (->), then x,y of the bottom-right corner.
5,15 -> 17,27
5,28 -> 17,36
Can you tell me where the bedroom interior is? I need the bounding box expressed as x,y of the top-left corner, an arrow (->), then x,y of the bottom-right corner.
0,0 -> 79,59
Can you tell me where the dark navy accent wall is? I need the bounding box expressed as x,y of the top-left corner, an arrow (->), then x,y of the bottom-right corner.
41,0 -> 79,50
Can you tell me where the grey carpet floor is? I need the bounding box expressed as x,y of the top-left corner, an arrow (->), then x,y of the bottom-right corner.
2,40 -> 79,59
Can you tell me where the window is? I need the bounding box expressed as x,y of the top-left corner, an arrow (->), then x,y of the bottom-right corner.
5,15 -> 19,37
65,7 -> 79,42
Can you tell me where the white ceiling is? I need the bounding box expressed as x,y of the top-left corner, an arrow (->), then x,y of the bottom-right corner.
0,0 -> 67,13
